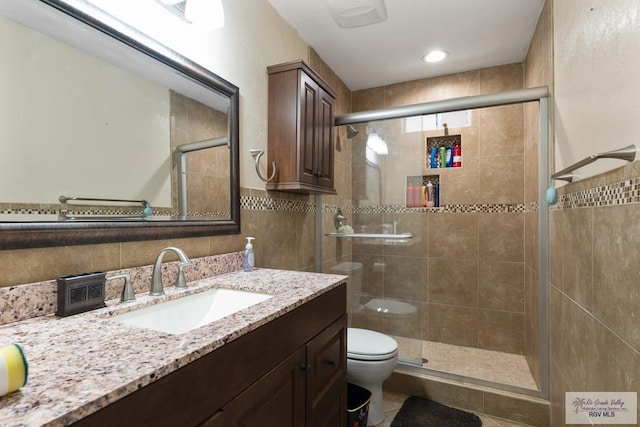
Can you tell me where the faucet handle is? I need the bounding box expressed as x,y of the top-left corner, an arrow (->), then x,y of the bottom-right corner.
107,273 -> 135,303
175,263 -> 189,289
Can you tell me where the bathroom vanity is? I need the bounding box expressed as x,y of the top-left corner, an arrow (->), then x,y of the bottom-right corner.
0,269 -> 347,427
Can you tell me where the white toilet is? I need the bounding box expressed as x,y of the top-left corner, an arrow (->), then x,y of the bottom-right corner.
347,327 -> 398,426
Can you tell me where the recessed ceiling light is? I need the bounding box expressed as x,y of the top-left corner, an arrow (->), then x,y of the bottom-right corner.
422,50 -> 448,63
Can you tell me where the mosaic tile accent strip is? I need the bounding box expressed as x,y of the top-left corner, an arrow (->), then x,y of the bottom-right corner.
2,196 -> 537,216
552,177 -> 640,210
241,196 -> 529,214
526,201 -> 539,213
240,195 -> 316,212
346,203 -> 527,214
0,205 -> 228,219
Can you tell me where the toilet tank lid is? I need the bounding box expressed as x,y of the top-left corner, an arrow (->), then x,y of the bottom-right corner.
347,328 -> 398,356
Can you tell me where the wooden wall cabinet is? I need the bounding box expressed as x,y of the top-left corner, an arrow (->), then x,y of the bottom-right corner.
72,285 -> 347,427
266,60 -> 337,194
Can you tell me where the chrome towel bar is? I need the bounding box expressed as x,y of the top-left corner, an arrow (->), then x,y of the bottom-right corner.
551,144 -> 637,182
58,195 -> 153,217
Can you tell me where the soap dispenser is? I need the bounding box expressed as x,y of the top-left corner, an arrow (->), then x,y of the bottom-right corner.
243,237 -> 255,272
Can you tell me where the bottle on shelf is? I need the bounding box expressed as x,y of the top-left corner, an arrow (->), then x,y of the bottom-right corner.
426,182 -> 435,207
407,181 -> 415,207
439,146 -> 447,168
412,180 -> 421,208
430,147 -> 438,169
453,142 -> 462,167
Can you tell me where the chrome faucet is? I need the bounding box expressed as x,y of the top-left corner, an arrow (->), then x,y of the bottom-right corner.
150,247 -> 192,296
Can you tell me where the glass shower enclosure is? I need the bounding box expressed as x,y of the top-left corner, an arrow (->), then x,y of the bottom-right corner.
323,87 -> 550,398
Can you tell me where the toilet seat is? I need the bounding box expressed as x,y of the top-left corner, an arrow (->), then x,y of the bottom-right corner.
347,328 -> 398,361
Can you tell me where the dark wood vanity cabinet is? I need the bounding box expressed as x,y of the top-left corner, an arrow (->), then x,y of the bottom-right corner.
223,313 -> 346,427
72,284 -> 346,427
266,60 -> 337,194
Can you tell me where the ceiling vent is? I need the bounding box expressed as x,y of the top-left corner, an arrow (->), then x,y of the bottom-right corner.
325,0 -> 387,28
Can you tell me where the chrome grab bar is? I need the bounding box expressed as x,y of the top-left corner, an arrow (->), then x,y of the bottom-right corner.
59,195 -> 149,206
551,144 -> 637,182
58,195 -> 153,218
325,232 -> 413,239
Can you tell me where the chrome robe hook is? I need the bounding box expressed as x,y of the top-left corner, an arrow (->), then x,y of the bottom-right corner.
250,148 -> 277,182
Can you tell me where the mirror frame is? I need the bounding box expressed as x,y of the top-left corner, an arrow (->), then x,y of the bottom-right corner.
0,0 -> 240,250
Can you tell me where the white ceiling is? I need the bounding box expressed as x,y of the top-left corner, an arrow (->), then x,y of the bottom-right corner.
265,0 -> 545,91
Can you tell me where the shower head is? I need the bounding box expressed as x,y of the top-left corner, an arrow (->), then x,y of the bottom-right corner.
346,125 -> 359,139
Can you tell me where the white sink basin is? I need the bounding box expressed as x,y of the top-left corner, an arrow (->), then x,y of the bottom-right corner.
110,288 -> 273,335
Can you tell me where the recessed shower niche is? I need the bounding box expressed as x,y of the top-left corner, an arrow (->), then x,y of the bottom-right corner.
425,134 -> 462,169
406,175 -> 439,208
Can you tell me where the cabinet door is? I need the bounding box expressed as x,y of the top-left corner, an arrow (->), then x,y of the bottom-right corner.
223,347 -> 306,427
299,71 -> 319,186
306,315 -> 347,427
315,87 -> 334,190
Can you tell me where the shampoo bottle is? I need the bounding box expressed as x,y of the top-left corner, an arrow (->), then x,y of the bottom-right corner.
426,182 -> 435,207
430,147 -> 439,169
407,182 -> 415,207
243,237 -> 255,272
412,181 -> 421,208
453,142 -> 462,167
439,146 -> 447,168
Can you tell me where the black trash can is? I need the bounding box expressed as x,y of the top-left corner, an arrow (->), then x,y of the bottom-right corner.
347,382 -> 371,427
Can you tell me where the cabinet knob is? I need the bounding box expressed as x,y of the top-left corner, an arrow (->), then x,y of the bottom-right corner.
300,364 -> 312,372
325,359 -> 336,367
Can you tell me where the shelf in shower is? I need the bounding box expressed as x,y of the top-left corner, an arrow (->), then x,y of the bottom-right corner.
326,232 -> 414,240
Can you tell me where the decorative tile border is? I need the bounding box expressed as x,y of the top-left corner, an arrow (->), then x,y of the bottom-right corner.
552,177 -> 640,210
0,195 -> 539,217
240,195 -> 316,212
241,195 -> 530,214
0,205 -> 228,219
346,203 -> 527,214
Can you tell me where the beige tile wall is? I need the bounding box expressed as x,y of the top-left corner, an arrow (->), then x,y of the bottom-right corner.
549,162 -> 640,424
348,64 -> 529,355
171,91 -> 231,218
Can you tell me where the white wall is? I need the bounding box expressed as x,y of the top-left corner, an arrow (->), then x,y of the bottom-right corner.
87,0 -> 310,189
554,0 -> 640,180
0,15 -> 171,205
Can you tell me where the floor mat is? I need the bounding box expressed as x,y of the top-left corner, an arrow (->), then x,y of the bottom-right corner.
391,396 -> 482,426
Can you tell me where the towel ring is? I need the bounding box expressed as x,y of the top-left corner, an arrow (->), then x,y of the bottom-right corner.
250,148 -> 277,182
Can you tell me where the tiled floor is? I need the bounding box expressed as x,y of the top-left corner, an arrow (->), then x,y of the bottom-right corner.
395,337 -> 538,390
379,391 -> 533,427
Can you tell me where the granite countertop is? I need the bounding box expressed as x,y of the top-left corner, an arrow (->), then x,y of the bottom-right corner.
0,268 -> 347,427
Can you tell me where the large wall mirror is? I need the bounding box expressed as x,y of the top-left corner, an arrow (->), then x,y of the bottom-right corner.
0,0 -> 240,249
